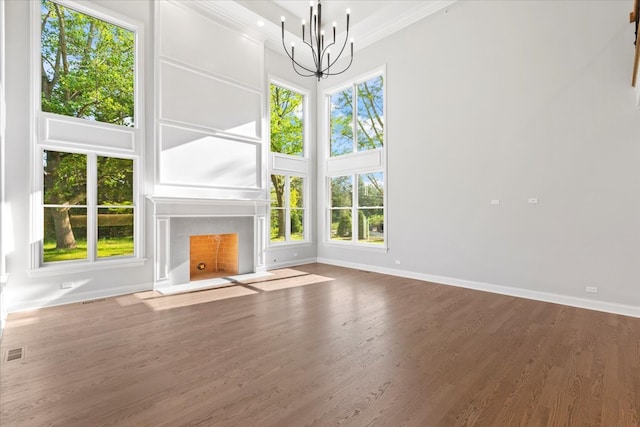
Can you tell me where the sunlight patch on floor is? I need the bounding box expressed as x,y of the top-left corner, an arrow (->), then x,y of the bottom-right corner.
249,274 -> 334,291
132,286 -> 258,311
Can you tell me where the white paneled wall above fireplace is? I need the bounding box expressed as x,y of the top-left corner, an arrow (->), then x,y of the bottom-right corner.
154,0 -> 265,200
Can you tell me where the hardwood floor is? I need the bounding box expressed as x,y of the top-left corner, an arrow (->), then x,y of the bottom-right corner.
1,263 -> 639,426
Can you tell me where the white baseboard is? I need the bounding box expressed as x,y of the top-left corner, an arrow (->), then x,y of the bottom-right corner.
268,257 -> 318,270
316,258 -> 640,319
6,259 -> 638,319
7,282 -> 153,313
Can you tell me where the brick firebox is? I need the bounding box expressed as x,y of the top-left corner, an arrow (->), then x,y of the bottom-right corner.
189,234 -> 239,281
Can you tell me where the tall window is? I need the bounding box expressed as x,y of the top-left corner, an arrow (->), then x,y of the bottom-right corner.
36,0 -> 140,266
326,71 -> 385,247
269,82 -> 308,244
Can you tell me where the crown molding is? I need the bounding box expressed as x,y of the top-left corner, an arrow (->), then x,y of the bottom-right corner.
353,1 -> 457,51
187,0 -> 458,60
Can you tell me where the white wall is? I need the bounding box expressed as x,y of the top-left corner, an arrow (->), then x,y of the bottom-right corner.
317,0 -> 640,312
0,0 -> 7,331
154,1 -> 265,200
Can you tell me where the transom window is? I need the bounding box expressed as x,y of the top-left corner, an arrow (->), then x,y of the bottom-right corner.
330,75 -> 384,157
41,0 -> 135,126
270,83 -> 304,157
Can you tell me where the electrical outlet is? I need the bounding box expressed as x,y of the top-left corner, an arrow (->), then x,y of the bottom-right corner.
61,282 -> 73,289
394,260 -> 401,265
585,286 -> 598,294
528,198 -> 538,204
490,199 -> 500,205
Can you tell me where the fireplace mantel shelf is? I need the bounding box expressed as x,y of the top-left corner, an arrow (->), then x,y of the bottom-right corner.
147,196 -> 269,217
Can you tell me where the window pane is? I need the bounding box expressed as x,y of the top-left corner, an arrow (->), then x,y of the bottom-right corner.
270,175 -> 285,207
357,209 -> 384,245
270,208 -> 285,242
291,209 -> 304,241
290,176 -> 303,208
40,0 -> 135,126
330,209 -> 352,241
330,89 -> 353,156
358,172 -> 384,208
331,176 -> 352,208
357,76 -> 384,151
43,207 -> 87,262
97,156 -> 133,205
43,151 -> 87,205
270,84 -> 304,156
97,207 -> 134,258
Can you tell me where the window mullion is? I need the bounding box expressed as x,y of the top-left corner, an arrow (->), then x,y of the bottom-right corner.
87,153 -> 97,262
352,174 -> 357,243
352,85 -> 358,154
284,175 -> 291,241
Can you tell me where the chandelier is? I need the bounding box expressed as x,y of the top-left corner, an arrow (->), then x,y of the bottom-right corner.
281,1 -> 354,81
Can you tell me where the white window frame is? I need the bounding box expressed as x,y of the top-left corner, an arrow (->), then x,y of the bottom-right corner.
29,0 -> 145,274
322,67 -> 387,251
268,77 -> 310,246
269,174 -> 308,244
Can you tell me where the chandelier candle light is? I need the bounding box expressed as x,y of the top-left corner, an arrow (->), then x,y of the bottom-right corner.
281,0 -> 354,80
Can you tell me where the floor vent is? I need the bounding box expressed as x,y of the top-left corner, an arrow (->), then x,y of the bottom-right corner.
5,347 -> 25,362
81,298 -> 106,305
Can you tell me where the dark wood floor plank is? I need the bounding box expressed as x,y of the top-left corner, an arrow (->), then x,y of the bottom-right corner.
1,263 -> 639,426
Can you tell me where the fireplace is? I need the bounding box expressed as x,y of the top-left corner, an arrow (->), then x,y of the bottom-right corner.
148,197 -> 268,291
190,233 -> 238,281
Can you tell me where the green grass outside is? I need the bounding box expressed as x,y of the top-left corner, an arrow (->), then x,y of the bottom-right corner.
270,232 -> 304,243
43,237 -> 134,262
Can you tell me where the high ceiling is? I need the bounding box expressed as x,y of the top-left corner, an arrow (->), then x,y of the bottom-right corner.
197,0 -> 456,56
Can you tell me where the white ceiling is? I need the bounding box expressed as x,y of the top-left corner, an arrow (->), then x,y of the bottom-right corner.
195,0 -> 456,62
273,0 -> 388,28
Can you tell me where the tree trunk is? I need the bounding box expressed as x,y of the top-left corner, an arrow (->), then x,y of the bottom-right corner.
51,208 -> 77,249
271,175 -> 286,239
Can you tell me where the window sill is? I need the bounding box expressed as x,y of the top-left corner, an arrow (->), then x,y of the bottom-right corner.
28,257 -> 147,278
268,241 -> 313,249
323,241 -> 388,253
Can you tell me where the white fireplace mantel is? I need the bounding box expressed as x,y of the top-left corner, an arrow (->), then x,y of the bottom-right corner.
147,196 -> 268,289
147,196 -> 269,217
